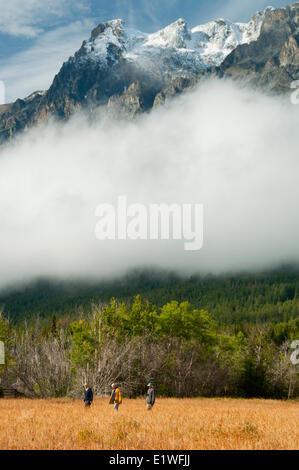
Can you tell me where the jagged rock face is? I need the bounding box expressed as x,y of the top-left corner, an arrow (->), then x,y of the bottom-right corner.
0,3 -> 298,142
218,3 -> 299,92
0,92 -> 44,141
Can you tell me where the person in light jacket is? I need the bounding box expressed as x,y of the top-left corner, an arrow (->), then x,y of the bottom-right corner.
109,383 -> 122,411
146,382 -> 155,410
83,383 -> 93,408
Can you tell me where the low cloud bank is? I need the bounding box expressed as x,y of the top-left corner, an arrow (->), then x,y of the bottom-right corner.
0,79 -> 298,290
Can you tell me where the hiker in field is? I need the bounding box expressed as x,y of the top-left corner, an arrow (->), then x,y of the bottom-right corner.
83,383 -> 93,408
109,383 -> 122,411
146,382 -> 155,410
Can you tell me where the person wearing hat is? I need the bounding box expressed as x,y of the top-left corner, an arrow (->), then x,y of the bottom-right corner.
146,382 -> 155,410
109,383 -> 122,411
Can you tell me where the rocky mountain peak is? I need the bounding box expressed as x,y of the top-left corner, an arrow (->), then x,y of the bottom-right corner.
219,1 -> 299,92
146,18 -> 191,49
90,19 -> 124,40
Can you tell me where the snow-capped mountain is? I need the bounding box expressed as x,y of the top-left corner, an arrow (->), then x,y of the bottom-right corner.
0,2 -> 298,141
81,12 -> 264,81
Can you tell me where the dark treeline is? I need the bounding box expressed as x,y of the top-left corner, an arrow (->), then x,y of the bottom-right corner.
0,295 -> 298,400
1,267 -> 299,325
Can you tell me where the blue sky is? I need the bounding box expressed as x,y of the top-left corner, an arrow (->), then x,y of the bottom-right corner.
0,0 -> 292,102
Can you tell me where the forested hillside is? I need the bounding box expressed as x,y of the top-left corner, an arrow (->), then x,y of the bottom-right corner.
1,268 -> 299,325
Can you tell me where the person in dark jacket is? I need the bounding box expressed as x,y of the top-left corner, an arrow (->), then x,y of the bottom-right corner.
146,382 -> 155,410
83,383 -> 93,407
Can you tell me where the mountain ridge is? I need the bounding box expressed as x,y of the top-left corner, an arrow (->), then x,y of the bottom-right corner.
0,2 -> 298,141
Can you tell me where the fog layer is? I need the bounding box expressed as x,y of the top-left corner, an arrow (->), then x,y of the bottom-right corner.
0,79 -> 298,289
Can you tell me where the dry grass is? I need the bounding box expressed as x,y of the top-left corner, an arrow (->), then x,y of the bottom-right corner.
0,397 -> 298,450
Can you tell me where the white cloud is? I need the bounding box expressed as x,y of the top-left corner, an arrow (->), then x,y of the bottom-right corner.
0,79 -> 298,290
0,19 -> 95,101
0,0 -> 90,37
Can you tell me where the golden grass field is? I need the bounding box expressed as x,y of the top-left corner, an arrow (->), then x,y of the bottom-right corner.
0,397 -> 298,450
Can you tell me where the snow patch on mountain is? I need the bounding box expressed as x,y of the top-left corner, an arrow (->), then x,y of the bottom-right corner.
190,11 -> 264,68
24,90 -> 46,102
